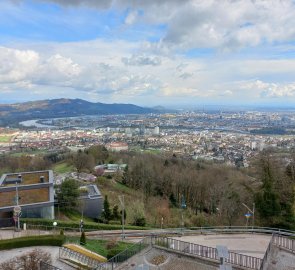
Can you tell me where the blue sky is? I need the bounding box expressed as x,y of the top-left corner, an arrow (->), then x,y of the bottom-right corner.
1,0 -> 295,107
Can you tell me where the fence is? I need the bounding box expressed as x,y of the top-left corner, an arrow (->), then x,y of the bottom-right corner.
259,233 -> 295,270
272,233 -> 295,253
95,237 -> 151,270
187,226 -> 295,237
39,261 -> 63,270
152,236 -> 262,270
59,246 -> 102,268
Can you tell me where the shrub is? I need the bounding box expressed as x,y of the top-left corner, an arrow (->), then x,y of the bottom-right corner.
0,248 -> 51,270
133,217 -> 146,227
106,238 -> 118,250
0,235 -> 65,251
20,218 -> 148,231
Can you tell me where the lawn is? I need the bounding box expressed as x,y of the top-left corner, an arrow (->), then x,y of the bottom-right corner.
67,237 -> 133,258
53,162 -> 74,174
0,135 -> 11,143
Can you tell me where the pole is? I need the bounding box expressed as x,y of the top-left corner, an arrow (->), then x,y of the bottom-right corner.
252,203 -> 255,229
119,195 -> 125,240
181,210 -> 184,235
122,195 -> 125,240
15,182 -> 20,231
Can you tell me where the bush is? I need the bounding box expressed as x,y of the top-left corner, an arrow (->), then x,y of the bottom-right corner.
106,239 -> 118,250
133,217 -> 146,227
20,218 -> 148,231
0,235 -> 65,251
107,248 -> 120,259
0,248 -> 51,270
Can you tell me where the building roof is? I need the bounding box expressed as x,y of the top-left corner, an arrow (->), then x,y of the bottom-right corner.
0,170 -> 54,211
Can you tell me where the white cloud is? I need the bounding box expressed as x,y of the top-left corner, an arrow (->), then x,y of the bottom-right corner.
2,37 -> 295,105
243,80 -> 295,98
0,46 -> 39,83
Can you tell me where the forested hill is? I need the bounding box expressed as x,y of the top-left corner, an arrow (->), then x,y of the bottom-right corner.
0,98 -> 156,126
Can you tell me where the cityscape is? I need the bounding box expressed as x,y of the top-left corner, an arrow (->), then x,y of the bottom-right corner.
1,110 -> 295,168
1,0 -> 295,269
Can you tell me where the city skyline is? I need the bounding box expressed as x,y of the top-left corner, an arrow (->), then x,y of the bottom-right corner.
1,0 -> 295,107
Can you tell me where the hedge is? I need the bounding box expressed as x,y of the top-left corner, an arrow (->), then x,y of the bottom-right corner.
0,235 -> 65,250
20,218 -> 148,231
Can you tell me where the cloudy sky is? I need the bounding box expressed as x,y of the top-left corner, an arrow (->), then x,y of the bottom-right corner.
1,0 -> 295,107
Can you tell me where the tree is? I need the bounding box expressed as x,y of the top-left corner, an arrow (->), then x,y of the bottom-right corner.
220,189 -> 241,227
80,231 -> 86,245
254,153 -> 281,225
130,201 -> 146,227
102,195 -> 112,224
56,179 -> 80,210
112,205 -> 120,220
72,150 -> 94,174
86,145 -> 109,164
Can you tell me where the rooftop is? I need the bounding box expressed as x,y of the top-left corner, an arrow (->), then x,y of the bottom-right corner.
0,171 -> 51,187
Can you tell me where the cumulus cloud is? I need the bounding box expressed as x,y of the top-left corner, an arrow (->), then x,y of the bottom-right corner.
10,0 -> 295,51
244,80 -> 295,98
0,47 -> 39,83
0,45 -> 163,99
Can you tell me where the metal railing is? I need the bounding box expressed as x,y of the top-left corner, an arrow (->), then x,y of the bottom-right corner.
152,236 -> 262,270
95,237 -> 151,270
59,246 -> 102,268
40,261 -> 63,270
272,233 -> 295,253
187,226 -> 295,237
259,233 -> 295,270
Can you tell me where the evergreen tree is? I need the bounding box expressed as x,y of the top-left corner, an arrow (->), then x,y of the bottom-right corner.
80,231 -> 86,245
254,154 -> 281,224
102,195 -> 112,224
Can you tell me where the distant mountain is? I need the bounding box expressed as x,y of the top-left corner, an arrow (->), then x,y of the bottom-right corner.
0,98 -> 156,126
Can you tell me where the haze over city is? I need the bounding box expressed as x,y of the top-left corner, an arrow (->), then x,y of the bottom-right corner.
1,0 -> 295,108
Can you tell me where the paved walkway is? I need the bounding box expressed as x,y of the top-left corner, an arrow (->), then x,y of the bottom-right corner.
174,233 -> 271,258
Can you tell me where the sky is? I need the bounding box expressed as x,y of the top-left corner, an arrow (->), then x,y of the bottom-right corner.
1,0 -> 295,108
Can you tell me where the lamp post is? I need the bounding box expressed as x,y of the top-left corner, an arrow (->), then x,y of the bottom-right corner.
119,195 -> 125,240
181,195 -> 186,235
53,221 -> 57,234
242,203 -> 255,229
14,182 -> 21,232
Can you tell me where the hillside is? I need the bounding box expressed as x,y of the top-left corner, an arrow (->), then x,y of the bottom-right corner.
0,98 -> 155,126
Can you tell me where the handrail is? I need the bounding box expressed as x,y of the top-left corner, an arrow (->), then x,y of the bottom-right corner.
272,233 -> 295,253
59,246 -> 102,268
22,224 -> 295,238
186,226 -> 295,237
152,236 -> 262,269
